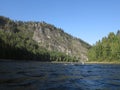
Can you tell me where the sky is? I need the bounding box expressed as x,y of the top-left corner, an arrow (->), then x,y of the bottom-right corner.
0,0 -> 120,45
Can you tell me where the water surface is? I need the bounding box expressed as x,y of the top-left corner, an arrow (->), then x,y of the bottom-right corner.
0,61 -> 120,90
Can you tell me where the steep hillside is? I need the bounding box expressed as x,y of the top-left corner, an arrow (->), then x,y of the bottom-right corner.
0,16 -> 91,62
32,22 -> 90,60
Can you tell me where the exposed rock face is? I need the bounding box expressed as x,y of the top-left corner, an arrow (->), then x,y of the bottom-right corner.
32,22 -> 90,61
0,16 -> 91,61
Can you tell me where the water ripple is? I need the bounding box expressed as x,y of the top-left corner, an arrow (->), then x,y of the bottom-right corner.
0,61 -> 120,90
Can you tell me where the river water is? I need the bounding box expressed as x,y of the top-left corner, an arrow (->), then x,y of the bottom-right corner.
0,61 -> 120,90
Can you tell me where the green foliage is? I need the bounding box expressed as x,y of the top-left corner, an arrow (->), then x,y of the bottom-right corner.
88,31 -> 120,62
0,16 -> 77,62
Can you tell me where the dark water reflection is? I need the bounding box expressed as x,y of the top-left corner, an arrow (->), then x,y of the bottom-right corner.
0,61 -> 120,90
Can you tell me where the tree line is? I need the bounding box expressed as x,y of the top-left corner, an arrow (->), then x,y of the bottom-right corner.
88,31 -> 120,62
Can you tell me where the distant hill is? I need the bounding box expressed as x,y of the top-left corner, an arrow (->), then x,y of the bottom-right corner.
0,16 -> 91,62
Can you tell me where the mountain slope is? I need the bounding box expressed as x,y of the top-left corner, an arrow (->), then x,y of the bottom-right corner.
0,16 -> 91,62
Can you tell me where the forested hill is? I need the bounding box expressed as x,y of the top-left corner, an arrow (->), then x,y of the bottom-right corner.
0,16 -> 91,62
88,31 -> 120,62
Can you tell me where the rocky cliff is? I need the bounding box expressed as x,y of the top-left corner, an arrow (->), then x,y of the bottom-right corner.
32,22 -> 90,61
0,16 -> 91,62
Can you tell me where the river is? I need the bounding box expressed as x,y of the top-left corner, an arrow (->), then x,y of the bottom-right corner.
0,60 -> 120,90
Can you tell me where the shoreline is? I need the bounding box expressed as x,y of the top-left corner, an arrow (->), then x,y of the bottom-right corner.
86,61 -> 120,64
1,59 -> 120,64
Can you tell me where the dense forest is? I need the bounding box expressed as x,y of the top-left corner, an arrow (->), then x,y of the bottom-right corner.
88,31 -> 120,62
0,16 -> 90,62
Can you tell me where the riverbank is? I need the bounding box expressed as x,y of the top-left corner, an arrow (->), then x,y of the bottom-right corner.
86,61 -> 120,64
1,59 -> 120,64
